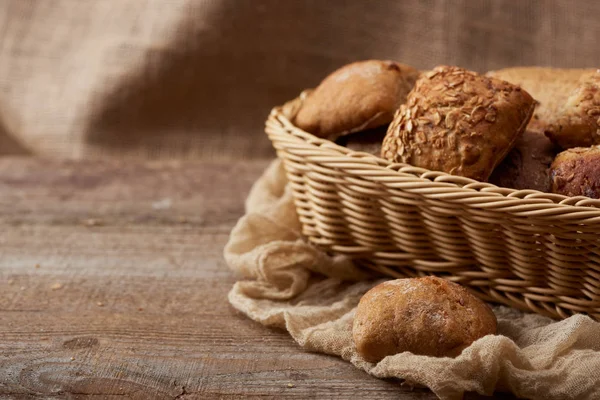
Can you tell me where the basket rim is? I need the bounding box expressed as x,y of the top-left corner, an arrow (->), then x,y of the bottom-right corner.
266,93 -> 600,222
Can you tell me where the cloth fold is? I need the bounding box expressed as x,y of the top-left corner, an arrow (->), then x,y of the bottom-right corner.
225,159 -> 600,400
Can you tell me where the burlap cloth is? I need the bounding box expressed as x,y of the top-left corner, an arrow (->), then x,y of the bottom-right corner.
3,0 -> 600,161
224,160 -> 600,400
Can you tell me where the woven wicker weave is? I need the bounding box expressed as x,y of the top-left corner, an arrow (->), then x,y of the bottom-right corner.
265,93 -> 600,321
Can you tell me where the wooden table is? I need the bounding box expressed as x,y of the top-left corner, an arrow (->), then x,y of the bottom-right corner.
0,158 -> 515,399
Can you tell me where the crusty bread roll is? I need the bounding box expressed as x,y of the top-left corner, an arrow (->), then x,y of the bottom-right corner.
294,60 -> 420,140
381,66 -> 535,181
353,276 -> 497,362
544,71 -> 600,149
489,129 -> 556,191
486,67 -> 597,134
550,146 -> 600,198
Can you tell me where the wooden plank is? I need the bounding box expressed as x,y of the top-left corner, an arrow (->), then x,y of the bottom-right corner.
0,158 -> 513,399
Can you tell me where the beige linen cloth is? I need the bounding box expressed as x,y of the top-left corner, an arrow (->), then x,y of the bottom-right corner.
225,160 -> 600,400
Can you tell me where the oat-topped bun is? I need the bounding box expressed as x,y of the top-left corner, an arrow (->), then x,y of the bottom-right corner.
381,66 -> 535,181
545,71 -> 600,149
294,60 -> 420,140
486,67 -> 596,134
353,276 -> 497,362
550,146 -> 600,198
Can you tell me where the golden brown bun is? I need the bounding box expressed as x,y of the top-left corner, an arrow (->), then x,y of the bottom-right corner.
544,71 -> 600,149
294,60 -> 420,140
550,146 -> 600,198
336,126 -> 387,156
381,66 -> 535,181
353,276 -> 497,362
486,67 -> 597,134
489,129 -> 557,191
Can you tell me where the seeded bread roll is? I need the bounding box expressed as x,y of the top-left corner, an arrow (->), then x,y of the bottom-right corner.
486,67 -> 596,134
550,146 -> 600,198
353,276 -> 497,362
294,60 -> 420,140
489,129 -> 557,192
381,66 -> 536,181
544,71 -> 600,149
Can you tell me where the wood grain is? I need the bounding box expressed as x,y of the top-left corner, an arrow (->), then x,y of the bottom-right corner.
0,158 -> 515,399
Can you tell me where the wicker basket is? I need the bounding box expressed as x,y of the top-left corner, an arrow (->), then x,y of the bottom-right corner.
265,92 -> 600,321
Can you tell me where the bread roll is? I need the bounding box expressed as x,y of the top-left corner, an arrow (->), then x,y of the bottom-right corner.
381,66 -> 535,181
489,129 -> 556,191
294,60 -> 420,140
544,71 -> 600,149
550,146 -> 600,198
487,67 -> 596,134
353,276 -> 497,362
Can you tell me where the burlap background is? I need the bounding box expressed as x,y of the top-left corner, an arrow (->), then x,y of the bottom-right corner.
1,0 -> 600,160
